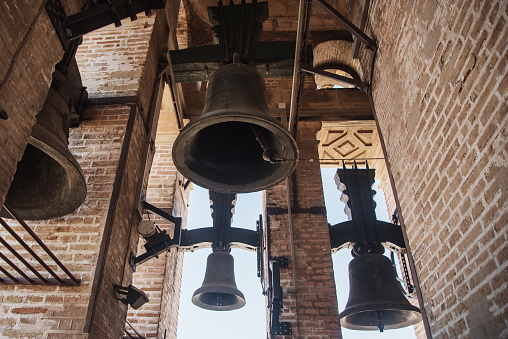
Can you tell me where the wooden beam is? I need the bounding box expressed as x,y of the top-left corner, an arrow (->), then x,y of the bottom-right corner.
170,41 -> 313,83
183,108 -> 372,121
182,88 -> 373,120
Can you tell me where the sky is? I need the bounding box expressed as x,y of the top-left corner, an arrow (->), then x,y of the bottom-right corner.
176,167 -> 418,338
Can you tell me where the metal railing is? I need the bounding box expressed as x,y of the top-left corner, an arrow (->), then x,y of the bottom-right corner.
0,204 -> 80,286
124,319 -> 146,339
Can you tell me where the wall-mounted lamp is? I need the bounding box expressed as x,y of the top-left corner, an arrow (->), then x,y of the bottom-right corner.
114,284 -> 149,309
137,220 -> 157,239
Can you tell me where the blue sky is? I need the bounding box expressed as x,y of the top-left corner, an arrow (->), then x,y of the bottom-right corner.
176,167 -> 418,338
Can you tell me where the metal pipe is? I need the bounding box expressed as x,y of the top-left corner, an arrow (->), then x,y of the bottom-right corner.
133,76 -> 164,219
0,265 -> 18,282
123,329 -> 135,339
0,252 -> 34,283
0,236 -> 48,283
2,205 -> 79,284
312,0 -> 376,50
0,218 -> 63,283
126,319 -> 146,339
288,0 -> 307,135
285,177 -> 298,291
366,90 -> 432,338
284,175 -> 302,337
300,65 -> 368,91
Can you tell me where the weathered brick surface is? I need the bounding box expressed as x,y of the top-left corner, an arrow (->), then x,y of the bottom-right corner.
264,121 -> 341,338
176,0 -> 213,49
0,3 -> 181,338
1,1 -> 506,338
73,5 -> 180,337
75,14 -> 156,99
363,1 -> 508,337
0,105 -> 129,339
0,1 -> 65,209
128,92 -> 190,339
87,103 -> 150,339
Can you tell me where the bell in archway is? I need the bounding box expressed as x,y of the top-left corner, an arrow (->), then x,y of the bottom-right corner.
172,63 -> 298,193
2,64 -> 86,220
340,253 -> 422,331
192,251 -> 246,311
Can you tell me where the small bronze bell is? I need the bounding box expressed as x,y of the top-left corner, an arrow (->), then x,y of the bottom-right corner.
192,251 -> 246,311
340,253 -> 422,331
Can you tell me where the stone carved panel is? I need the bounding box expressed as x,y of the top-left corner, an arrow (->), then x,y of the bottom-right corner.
317,121 -> 396,218
318,121 -> 383,166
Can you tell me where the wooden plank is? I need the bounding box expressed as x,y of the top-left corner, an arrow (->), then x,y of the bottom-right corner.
173,59 -> 296,83
182,88 -> 373,119
169,41 -> 303,64
184,108 -> 373,121
170,41 -> 313,83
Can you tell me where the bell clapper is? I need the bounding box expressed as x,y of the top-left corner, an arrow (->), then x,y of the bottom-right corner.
250,124 -> 287,164
376,311 -> 384,332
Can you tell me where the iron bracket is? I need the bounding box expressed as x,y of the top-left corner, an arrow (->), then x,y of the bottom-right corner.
312,0 -> 376,50
157,52 -> 170,79
269,256 -> 288,268
133,197 -> 260,267
45,0 -> 70,49
0,105 -> 8,120
300,65 -> 368,91
329,167 -> 406,253
268,260 -> 292,336
271,321 -> 292,336
256,214 -> 263,279
329,220 -> 406,252
62,0 -> 167,39
129,251 -> 136,272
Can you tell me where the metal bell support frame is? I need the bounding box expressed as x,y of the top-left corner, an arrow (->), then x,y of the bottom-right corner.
329,164 -> 422,332
191,191 -> 246,311
172,62 -> 298,193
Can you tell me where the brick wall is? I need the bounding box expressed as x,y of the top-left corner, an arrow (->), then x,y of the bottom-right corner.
127,89 -> 190,339
0,0 -> 65,208
0,3 -> 182,338
176,0 -> 214,49
75,14 -> 156,98
74,3 -> 182,338
363,1 -> 508,338
176,0 -> 190,49
184,0 -> 214,48
264,121 -> 341,338
0,105 -> 129,339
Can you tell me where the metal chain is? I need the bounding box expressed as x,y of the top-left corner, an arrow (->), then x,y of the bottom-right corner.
401,251 -> 414,294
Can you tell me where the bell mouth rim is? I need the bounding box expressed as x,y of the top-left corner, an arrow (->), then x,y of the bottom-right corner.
2,134 -> 87,220
192,287 -> 246,311
339,305 -> 422,330
172,109 -> 299,193
32,135 -> 86,217
175,108 -> 295,138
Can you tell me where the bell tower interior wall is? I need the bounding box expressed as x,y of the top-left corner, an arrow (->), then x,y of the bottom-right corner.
365,1 -> 508,337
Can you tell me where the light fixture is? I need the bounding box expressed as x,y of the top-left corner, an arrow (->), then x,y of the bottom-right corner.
114,284 -> 149,309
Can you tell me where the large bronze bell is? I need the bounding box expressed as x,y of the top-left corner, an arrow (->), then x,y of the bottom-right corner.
340,253 -> 422,331
172,63 -> 298,193
2,64 -> 86,220
192,251 -> 246,311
